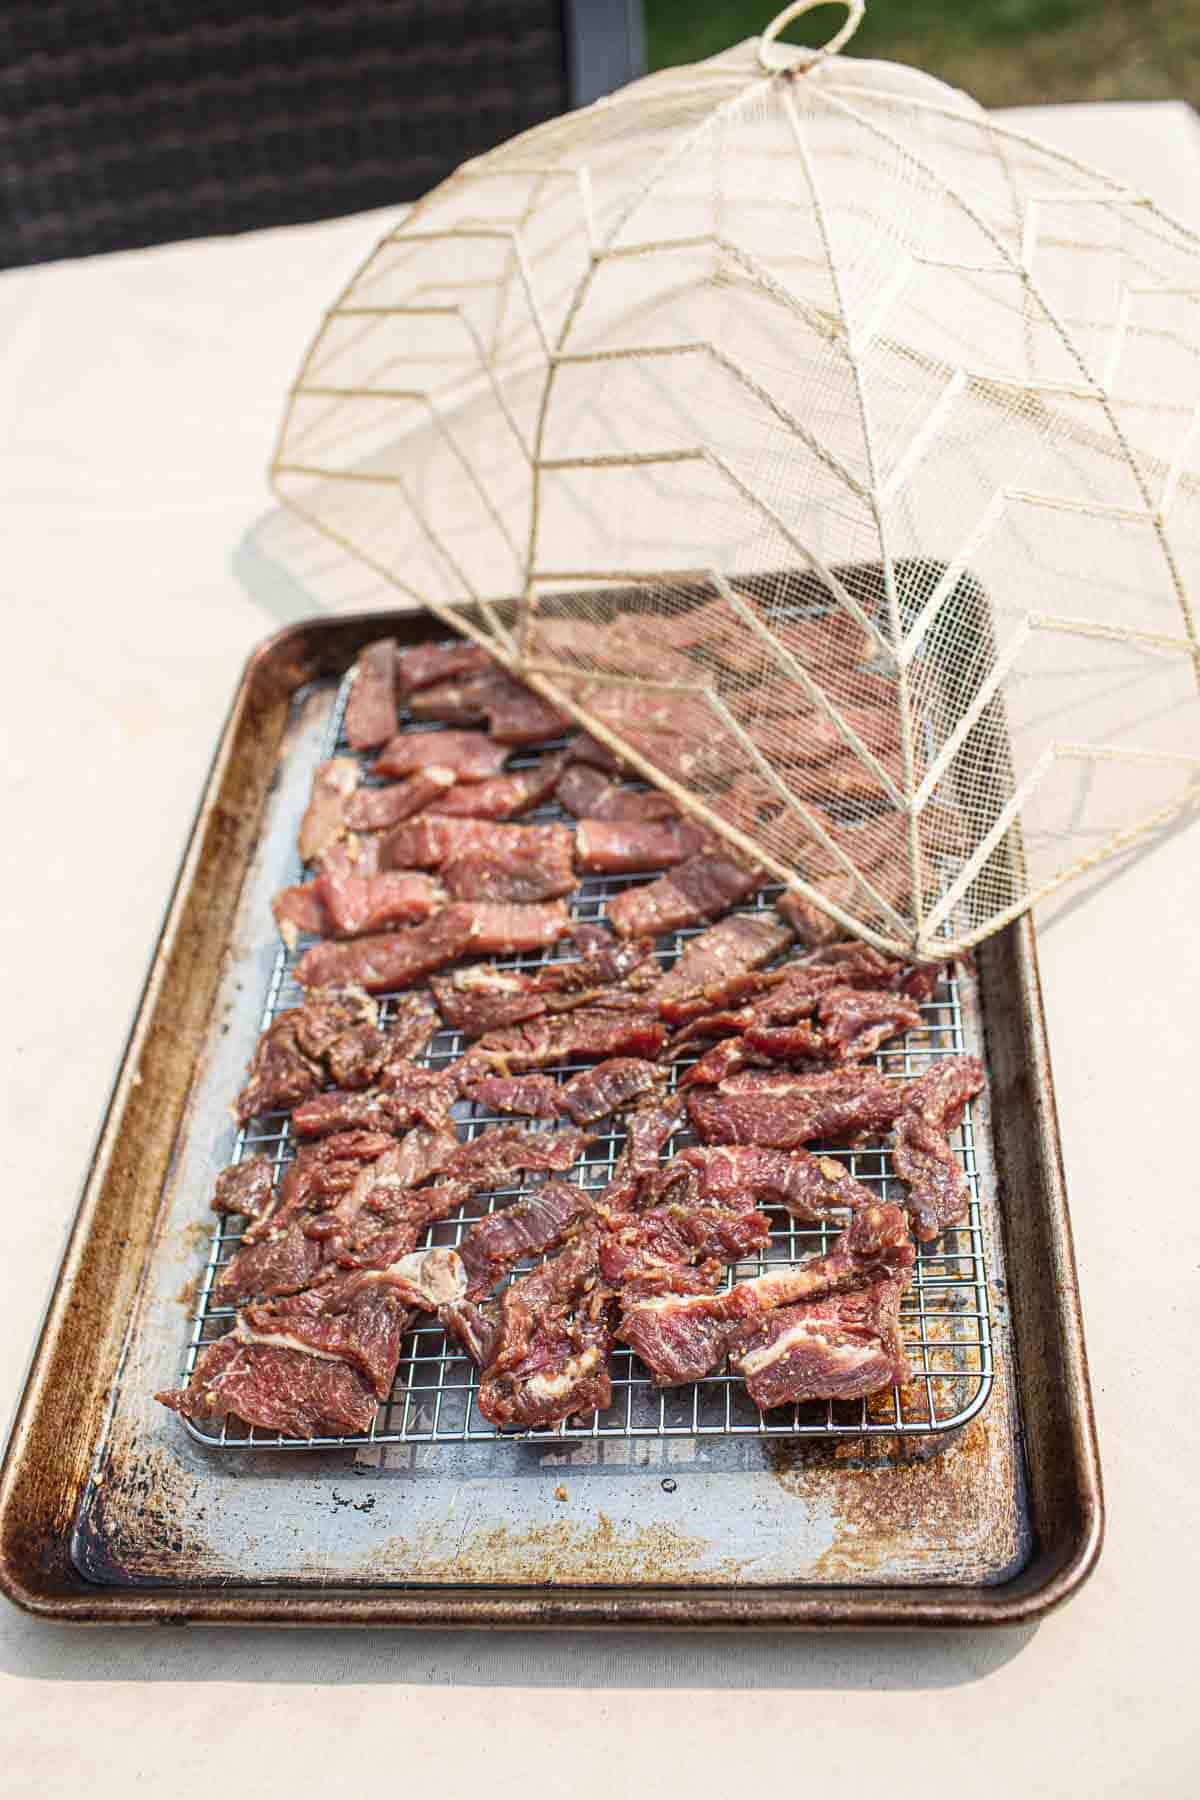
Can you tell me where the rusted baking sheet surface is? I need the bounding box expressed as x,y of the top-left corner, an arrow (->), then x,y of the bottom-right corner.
71,677 -> 1027,1593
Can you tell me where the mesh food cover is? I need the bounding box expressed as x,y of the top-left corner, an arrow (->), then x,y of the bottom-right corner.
272,1 -> 1200,957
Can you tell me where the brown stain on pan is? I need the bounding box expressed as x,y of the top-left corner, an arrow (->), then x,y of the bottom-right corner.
768,1386 -> 1027,1583
360,1511 -> 744,1588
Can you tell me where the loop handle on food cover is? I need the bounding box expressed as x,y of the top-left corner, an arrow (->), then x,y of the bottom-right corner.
757,0 -> 865,73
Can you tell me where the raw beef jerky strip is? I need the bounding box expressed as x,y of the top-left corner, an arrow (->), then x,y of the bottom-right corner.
430,933 -> 656,1036
316,868 -> 446,938
646,1144 -> 878,1224
297,911 -> 474,994
475,1223 -> 613,1429
606,852 -> 761,939
556,761 -> 677,823
598,1180 -> 771,1287
565,732 -> 630,775
431,965 -> 547,1035
296,902 -> 569,993
410,668 -> 566,744
597,1094 -> 685,1213
443,1124 -> 592,1192
574,817 -> 715,874
235,988 -> 378,1123
292,1063 -> 457,1139
215,1131 -> 397,1304
892,1053 -> 985,1241
456,1180 -> 596,1298
157,1336 -> 379,1438
344,637 -> 398,751
557,1057 -> 663,1125
210,1156 -> 275,1222
395,640 -> 491,697
299,758 -> 359,863
620,1205 -> 913,1392
343,767 -> 457,832
239,1246 -> 465,1398
374,729 -> 507,782
656,912 -> 793,1007
440,821 -> 575,903
468,1007 -> 666,1074
816,986 -> 922,1062
687,1067 -> 907,1149
272,882 -> 330,949
461,1073 -> 562,1119
382,815 -> 567,873
424,753 -> 567,821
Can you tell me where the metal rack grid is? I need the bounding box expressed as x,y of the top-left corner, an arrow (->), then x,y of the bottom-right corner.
179,664 -> 994,1449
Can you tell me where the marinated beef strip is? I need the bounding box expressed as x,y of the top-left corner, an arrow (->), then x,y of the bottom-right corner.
619,1204 -> 913,1391
598,1094 -> 686,1212
343,767 -> 457,832
409,667 -> 566,744
478,677 -> 568,746
574,817 -> 715,874
424,753 -> 567,821
157,1337 -> 379,1437
655,913 -> 793,1009
469,1007 -> 666,1074
430,935 -> 657,1037
776,886 -> 845,948
296,902 -> 568,993
431,966 -> 547,1035
462,1073 -> 562,1119
291,1062 -> 457,1138
557,1057 -> 663,1125
440,822 -> 575,902
374,729 -> 507,783
344,637 -> 398,750
556,762 -> 677,824
298,758 -> 359,863
382,815 -> 566,873
455,1181 -> 596,1298
316,868 -> 446,938
458,899 -> 572,955
893,1054 -> 986,1240
272,882 -> 330,949
211,1156 -> 275,1221
395,640 -> 492,697
816,986 -> 923,1061
687,1067 -> 907,1148
606,852 -> 762,939
239,1246 -> 466,1397
444,1124 -> 592,1192
216,1130 -> 399,1304
598,1184 -> 771,1287
476,1223 -> 613,1428
235,987 -> 378,1123
647,1144 -> 878,1224
566,731 -> 629,775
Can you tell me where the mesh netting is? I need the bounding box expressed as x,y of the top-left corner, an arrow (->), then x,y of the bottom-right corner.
272,4 -> 1200,957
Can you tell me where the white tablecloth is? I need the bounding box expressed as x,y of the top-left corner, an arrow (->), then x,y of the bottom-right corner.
2,101 -> 1198,1798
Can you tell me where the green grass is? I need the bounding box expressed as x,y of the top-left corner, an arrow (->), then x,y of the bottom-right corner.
644,0 -> 1200,108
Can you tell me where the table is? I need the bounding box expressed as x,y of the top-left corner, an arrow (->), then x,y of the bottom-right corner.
1,100 -> 1197,1799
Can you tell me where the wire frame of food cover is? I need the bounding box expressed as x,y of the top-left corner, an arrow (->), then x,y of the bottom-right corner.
271,0 -> 1200,959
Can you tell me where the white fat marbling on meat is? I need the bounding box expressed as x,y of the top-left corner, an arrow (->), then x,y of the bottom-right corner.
524,1346 -> 602,1402
735,1320 -> 877,1378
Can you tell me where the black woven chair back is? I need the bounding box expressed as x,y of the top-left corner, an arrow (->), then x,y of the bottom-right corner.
0,1 -> 640,267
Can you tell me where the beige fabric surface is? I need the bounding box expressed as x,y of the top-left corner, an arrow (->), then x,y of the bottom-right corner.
0,101 -> 1197,1798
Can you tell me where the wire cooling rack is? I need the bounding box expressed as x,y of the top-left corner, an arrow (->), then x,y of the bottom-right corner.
179,664 -> 994,1449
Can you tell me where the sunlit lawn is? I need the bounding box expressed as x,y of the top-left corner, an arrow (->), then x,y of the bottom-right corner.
645,0 -> 1200,107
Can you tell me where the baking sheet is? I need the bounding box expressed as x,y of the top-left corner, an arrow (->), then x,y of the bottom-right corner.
72,675 -> 1028,1589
